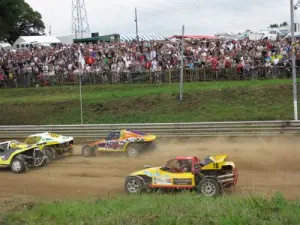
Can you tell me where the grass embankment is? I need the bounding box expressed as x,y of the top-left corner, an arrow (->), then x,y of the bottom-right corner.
0,79 -> 299,124
1,193 -> 299,225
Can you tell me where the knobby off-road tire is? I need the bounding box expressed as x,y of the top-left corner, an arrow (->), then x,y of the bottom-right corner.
10,156 -> 26,174
126,143 -> 142,157
124,176 -> 144,194
197,178 -> 221,197
44,147 -> 57,161
81,145 -> 95,157
44,149 -> 52,163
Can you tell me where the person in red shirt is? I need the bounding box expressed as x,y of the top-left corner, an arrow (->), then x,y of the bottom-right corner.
211,56 -> 218,71
224,57 -> 231,68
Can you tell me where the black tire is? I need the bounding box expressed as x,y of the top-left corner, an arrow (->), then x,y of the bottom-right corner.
124,176 -> 144,194
45,147 -> 57,160
82,145 -> 95,157
10,156 -> 26,174
44,149 -> 53,163
126,143 -> 141,157
197,178 -> 221,197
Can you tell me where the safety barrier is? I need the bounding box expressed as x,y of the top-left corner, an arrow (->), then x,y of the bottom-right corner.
0,120 -> 300,139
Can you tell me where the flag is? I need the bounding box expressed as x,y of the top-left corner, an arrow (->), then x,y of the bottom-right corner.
77,47 -> 85,69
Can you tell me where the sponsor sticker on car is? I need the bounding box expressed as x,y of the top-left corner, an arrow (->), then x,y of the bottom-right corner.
153,177 -> 172,185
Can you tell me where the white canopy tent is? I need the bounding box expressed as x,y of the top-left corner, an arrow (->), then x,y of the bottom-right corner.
0,42 -> 13,50
13,35 -> 62,48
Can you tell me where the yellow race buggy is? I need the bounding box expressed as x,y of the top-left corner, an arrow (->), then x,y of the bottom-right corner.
124,154 -> 238,197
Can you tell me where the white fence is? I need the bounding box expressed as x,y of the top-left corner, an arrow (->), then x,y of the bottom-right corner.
0,120 -> 300,139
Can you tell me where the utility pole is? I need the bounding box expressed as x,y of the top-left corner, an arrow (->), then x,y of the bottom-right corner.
179,25 -> 184,101
135,8 -> 139,47
49,25 -> 52,35
78,46 -> 84,124
290,0 -> 298,120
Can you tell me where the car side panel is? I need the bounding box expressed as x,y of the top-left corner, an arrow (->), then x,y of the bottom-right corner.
90,130 -> 157,153
134,168 -> 195,188
0,148 -> 30,166
151,169 -> 195,188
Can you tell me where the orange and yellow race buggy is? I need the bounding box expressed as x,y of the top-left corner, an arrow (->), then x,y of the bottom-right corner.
81,129 -> 157,157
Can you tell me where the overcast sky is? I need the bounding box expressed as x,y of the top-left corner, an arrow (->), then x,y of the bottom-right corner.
25,0 -> 292,37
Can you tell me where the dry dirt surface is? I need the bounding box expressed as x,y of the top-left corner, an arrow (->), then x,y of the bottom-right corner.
0,136 -> 300,201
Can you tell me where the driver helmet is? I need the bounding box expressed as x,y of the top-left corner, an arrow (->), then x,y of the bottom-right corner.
9,142 -> 17,148
179,160 -> 190,171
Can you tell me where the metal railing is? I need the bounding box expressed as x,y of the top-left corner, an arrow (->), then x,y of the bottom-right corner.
0,65 -> 298,88
0,120 -> 299,139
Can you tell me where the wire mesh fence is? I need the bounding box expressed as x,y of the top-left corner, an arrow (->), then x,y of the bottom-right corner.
0,65 -> 298,88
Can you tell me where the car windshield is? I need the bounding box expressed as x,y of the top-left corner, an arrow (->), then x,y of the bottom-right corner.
106,132 -> 120,140
24,136 -> 41,144
164,159 -> 180,170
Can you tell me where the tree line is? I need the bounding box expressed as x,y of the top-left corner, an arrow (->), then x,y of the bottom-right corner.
0,0 -> 45,43
269,22 -> 289,28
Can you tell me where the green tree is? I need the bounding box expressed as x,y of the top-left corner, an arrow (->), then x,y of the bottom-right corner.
280,22 -> 288,27
269,24 -> 279,28
0,0 -> 45,43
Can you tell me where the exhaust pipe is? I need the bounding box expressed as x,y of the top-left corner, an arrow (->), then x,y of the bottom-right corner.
219,178 -> 234,183
217,174 -> 234,179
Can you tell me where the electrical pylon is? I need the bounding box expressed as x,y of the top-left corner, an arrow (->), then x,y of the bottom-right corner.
71,0 -> 90,39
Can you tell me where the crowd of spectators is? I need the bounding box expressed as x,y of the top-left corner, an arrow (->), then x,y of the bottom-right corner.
0,36 -> 297,87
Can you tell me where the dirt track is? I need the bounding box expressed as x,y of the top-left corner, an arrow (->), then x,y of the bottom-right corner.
1,136 -> 300,201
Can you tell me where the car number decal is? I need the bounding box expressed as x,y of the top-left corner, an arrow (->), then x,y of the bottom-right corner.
49,133 -> 60,138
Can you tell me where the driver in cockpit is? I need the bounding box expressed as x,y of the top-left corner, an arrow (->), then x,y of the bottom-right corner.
179,160 -> 191,172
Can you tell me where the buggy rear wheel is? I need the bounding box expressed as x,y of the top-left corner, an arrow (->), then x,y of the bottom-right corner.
197,178 -> 221,197
126,143 -> 141,157
82,145 -> 95,157
44,149 -> 53,163
44,147 -> 56,160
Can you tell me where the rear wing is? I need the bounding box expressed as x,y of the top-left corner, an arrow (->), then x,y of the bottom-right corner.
210,154 -> 227,163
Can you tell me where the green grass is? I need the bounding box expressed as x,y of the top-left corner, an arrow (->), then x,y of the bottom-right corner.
1,193 -> 300,225
0,79 -> 299,124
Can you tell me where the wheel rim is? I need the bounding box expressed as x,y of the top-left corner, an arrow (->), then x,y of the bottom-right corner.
201,181 -> 216,196
128,147 -> 137,157
127,180 -> 140,193
82,147 -> 90,156
12,160 -> 21,171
